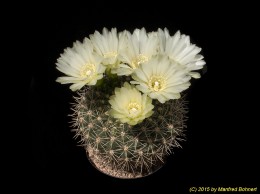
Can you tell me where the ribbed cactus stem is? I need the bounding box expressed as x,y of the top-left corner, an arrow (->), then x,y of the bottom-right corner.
70,80 -> 188,178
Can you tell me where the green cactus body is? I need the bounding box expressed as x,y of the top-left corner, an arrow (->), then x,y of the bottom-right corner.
71,76 -> 187,178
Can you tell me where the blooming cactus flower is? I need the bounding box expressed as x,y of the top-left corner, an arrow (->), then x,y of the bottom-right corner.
109,82 -> 154,125
131,55 -> 191,103
90,28 -> 128,73
116,28 -> 159,76
157,28 -> 206,78
56,38 -> 106,91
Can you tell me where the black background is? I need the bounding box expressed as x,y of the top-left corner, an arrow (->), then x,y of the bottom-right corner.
30,2 -> 259,192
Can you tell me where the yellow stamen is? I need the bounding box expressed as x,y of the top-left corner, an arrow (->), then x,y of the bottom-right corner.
131,54 -> 148,69
148,76 -> 166,92
80,64 -> 95,80
127,102 -> 141,117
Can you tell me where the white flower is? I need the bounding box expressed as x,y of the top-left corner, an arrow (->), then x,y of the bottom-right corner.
116,28 -> 159,76
109,82 -> 154,125
56,38 -> 106,91
158,28 -> 206,78
90,28 -> 128,73
131,55 -> 191,103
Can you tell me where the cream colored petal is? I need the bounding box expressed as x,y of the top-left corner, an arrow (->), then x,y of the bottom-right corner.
69,81 -> 86,91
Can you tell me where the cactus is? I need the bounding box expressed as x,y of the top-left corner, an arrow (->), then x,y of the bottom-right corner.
71,76 -> 187,178
55,28 -> 205,178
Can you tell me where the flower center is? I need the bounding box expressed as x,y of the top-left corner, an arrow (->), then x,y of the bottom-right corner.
127,102 -> 141,117
148,76 -> 165,92
80,64 -> 95,79
103,51 -> 118,58
131,54 -> 148,69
